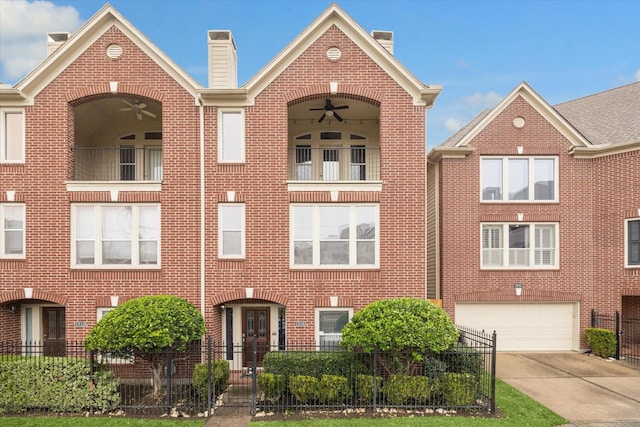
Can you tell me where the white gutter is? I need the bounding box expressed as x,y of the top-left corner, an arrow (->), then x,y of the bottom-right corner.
197,94 -> 206,319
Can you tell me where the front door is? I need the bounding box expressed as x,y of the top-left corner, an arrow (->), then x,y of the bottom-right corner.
242,308 -> 270,367
43,307 -> 66,356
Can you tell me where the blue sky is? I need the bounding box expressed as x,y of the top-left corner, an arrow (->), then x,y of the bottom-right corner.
1,0 -> 638,147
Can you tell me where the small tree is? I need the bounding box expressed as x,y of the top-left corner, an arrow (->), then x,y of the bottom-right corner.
85,295 -> 205,397
340,298 -> 459,374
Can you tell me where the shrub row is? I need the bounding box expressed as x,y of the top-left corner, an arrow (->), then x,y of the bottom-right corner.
257,372 -> 478,407
0,358 -> 120,414
258,348 -> 483,408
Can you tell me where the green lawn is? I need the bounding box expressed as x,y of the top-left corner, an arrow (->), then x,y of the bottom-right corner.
0,379 -> 568,427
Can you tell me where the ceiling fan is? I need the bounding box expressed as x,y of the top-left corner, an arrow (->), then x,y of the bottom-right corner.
310,99 -> 349,123
120,99 -> 156,120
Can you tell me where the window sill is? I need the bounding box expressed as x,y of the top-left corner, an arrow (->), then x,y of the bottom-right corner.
66,181 -> 162,192
287,181 -> 383,192
480,200 -> 559,204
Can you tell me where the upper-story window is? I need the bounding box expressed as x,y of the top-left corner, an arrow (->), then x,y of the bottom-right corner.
1,204 -> 25,258
218,204 -> 245,258
481,157 -> 557,202
219,110 -> 244,162
482,223 -> 558,269
291,204 -> 378,268
1,109 -> 25,163
626,218 -> 640,268
71,204 -> 160,268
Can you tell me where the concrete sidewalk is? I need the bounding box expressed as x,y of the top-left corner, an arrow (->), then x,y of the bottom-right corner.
497,352 -> 640,425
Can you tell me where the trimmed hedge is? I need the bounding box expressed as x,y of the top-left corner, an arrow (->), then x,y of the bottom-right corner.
192,359 -> 230,398
585,327 -> 617,358
257,373 -> 286,402
440,372 -> 478,407
382,374 -> 432,405
261,350 -> 367,379
0,358 -> 120,414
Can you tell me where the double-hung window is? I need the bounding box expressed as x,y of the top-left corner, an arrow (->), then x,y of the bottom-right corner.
72,204 -> 160,268
1,109 -> 24,163
316,308 -> 352,350
481,157 -> 557,201
218,204 -> 245,258
1,204 -> 25,258
626,219 -> 640,267
218,110 -> 244,162
291,204 -> 378,268
481,223 -> 558,269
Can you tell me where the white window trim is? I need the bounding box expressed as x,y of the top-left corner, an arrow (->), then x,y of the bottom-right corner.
315,307 -> 353,349
1,109 -> 25,163
480,156 -> 559,203
480,222 -> 559,270
0,203 -> 25,259
96,308 -> 134,364
625,218 -> 640,268
290,204 -> 379,269
218,109 -> 245,163
218,203 -> 246,259
71,204 -> 161,269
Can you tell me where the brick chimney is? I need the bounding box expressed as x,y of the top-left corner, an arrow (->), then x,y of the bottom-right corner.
372,31 -> 393,55
47,32 -> 70,56
208,30 -> 238,89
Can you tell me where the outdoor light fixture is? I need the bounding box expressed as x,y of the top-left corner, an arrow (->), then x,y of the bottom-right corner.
9,304 -> 17,314
220,304 -> 225,313
514,282 -> 523,297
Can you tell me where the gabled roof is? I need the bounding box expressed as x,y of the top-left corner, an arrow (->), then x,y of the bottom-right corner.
446,81 -> 591,149
9,3 -> 202,103
554,81 -> 640,146
208,3 -> 440,108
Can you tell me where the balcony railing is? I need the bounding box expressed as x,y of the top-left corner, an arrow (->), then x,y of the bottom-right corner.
74,147 -> 162,181
288,146 -> 380,181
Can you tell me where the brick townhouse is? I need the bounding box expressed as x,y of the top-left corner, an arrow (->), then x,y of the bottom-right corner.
427,81 -> 640,351
0,3 -> 441,365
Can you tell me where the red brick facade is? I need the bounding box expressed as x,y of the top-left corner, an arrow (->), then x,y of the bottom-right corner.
0,5 -> 434,359
428,84 -> 640,350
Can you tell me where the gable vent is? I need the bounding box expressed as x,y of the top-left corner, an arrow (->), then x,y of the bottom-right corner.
106,44 -> 123,59
372,30 -> 394,55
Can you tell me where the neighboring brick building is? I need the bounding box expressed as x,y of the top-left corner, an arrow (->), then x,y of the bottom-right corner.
427,81 -> 640,351
0,4 -> 441,364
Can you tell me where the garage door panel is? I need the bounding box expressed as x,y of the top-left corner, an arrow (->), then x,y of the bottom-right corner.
455,303 -> 577,352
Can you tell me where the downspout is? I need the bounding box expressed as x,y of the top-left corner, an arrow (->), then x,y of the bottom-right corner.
197,94 -> 206,319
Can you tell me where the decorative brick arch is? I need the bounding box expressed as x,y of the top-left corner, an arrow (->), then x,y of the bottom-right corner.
285,84 -> 382,108
210,289 -> 288,306
66,84 -> 164,104
0,289 -> 68,306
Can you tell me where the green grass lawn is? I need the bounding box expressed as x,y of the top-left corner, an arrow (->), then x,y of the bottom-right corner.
0,379 -> 568,427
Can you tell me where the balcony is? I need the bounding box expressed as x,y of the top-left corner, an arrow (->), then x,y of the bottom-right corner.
73,147 -> 162,181
67,147 -> 162,193
287,146 -> 381,191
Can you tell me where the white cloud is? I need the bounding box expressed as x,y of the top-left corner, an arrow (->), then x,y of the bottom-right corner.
464,91 -> 502,109
444,117 -> 465,132
0,0 -> 82,83
634,70 -> 640,82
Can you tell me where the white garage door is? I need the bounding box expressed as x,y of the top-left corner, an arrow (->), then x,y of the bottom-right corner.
455,303 -> 578,351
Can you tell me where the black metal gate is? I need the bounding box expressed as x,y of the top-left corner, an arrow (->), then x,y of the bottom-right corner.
591,309 -> 640,364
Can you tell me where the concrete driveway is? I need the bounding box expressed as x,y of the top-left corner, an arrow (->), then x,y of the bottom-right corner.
497,352 -> 640,424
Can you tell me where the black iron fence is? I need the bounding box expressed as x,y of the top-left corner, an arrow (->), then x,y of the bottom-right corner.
0,326 -> 496,418
591,309 -> 640,364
